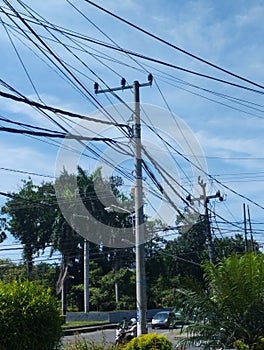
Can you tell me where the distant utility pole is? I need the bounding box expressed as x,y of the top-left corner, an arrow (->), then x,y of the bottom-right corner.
247,205 -> 255,253
243,204 -> 255,253
84,239 -> 89,313
186,176 -> 223,264
94,74 -> 153,336
73,215 -> 90,313
243,203 -> 249,252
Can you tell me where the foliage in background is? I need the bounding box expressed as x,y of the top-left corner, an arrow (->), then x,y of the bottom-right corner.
175,253 -> 264,349
1,179 -> 56,277
0,171 -> 258,313
0,279 -> 63,350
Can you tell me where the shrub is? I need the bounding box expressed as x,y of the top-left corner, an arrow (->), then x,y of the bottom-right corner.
0,279 -> 63,350
124,333 -> 173,350
234,337 -> 264,350
234,340 -> 250,350
255,337 -> 264,350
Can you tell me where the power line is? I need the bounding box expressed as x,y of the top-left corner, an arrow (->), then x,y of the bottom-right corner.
1,1 -> 262,232
0,167 -> 54,178
2,3 -> 263,95
0,126 -> 117,142
0,89 -> 122,126
49,34 -> 264,95
84,0 -> 264,90
0,115 -> 63,134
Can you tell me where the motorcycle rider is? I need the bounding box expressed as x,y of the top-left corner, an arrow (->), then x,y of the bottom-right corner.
115,317 -> 137,344
125,318 -> 137,340
118,317 -> 128,330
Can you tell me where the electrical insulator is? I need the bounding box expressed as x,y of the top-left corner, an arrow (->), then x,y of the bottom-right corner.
121,77 -> 126,88
94,82 -> 99,93
148,73 -> 153,85
216,190 -> 224,201
186,194 -> 191,202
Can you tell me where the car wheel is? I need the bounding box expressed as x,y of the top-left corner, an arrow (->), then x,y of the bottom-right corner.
214,342 -> 225,350
194,340 -> 202,347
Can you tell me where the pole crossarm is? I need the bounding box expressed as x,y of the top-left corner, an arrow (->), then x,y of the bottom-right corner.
94,74 -> 153,94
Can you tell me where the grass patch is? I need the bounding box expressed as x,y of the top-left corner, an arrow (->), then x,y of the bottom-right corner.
63,320 -> 108,328
62,335 -> 112,350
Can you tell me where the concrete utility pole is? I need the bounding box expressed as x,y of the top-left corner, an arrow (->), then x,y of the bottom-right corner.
73,215 -> 90,313
247,205 -> 255,253
105,205 -> 135,306
186,176 -> 223,264
243,203 -> 249,253
84,239 -> 89,313
243,204 -> 255,253
95,75 -> 152,335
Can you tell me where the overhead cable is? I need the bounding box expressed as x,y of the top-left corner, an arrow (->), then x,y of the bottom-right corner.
84,0 -> 264,90
0,126 -> 117,142
0,167 -> 54,178
2,4 -> 263,95
0,89 -> 124,126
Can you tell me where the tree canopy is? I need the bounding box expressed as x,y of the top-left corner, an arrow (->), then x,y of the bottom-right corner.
0,168 -> 257,313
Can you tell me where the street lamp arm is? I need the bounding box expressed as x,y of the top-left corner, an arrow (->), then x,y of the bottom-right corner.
104,204 -> 134,215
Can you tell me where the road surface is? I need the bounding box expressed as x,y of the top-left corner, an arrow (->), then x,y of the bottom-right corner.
62,325 -> 188,348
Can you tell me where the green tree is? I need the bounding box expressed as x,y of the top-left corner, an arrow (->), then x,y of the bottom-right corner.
1,167 -> 132,312
161,212 -> 256,298
213,234 -> 251,258
0,259 -> 25,282
176,253 -> 264,349
30,262 -> 60,296
145,234 -> 168,308
88,261 -> 110,311
75,166 -> 135,309
1,179 -> 56,277
165,215 -> 207,286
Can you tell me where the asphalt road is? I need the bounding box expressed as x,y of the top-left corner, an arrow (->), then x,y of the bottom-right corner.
62,325 -> 190,348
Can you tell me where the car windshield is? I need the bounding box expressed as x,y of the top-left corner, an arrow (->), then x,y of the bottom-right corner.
154,312 -> 169,320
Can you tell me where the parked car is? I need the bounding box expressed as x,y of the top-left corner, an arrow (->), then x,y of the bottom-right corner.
151,311 -> 181,329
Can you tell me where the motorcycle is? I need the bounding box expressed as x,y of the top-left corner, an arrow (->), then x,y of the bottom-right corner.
115,318 -> 137,344
115,327 -> 126,344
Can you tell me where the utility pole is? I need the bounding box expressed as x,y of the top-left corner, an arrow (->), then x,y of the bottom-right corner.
95,75 -> 152,336
243,203 -> 249,253
73,215 -> 90,313
84,239 -> 89,313
243,204 -> 255,253
247,205 -> 255,253
186,176 -> 223,264
105,205 -> 135,306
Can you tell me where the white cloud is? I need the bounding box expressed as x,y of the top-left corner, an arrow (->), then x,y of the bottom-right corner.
0,0 -> 264,250
236,5 -> 264,27
197,129 -> 263,156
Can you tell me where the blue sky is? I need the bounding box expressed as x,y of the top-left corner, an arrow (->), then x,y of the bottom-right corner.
0,0 -> 264,260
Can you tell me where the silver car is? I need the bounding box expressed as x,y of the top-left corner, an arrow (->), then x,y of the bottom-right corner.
151,311 -> 176,329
